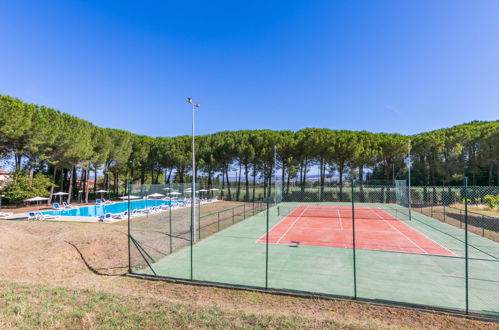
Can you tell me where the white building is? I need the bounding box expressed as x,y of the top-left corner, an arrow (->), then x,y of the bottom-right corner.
0,170 -> 13,190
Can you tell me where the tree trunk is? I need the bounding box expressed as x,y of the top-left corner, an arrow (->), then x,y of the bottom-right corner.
72,167 -> 78,201
67,164 -> 74,203
49,167 -> 57,205
358,165 -> 364,202
302,159 -> 308,188
15,153 -> 22,172
358,166 -> 363,187
245,162 -> 250,202
299,162 -> 303,191
252,165 -> 257,201
221,166 -> 225,200
167,168 -> 173,184
236,161 -> 242,201
85,169 -> 90,203
114,171 -> 119,196
155,168 -> 161,184
104,162 -> 109,191
94,167 -> 98,194
225,165 -> 232,200
61,168 -> 66,193
488,163 -> 494,186
263,164 -> 267,199
140,167 -> 146,185
339,165 -> 344,202
286,169 -> 290,195
80,168 -> 86,193
28,156 -> 36,180
319,157 -> 326,201
207,170 -> 212,196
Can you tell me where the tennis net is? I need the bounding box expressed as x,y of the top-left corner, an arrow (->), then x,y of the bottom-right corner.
276,205 -> 411,221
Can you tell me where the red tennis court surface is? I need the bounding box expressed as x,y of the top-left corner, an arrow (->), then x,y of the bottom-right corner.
258,205 -> 455,256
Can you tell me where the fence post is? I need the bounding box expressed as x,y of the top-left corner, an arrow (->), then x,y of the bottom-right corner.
431,205 -> 433,217
190,186 -> 194,281
169,182 -> 173,254
460,209 -> 462,228
217,211 -> 220,232
127,180 -> 131,273
265,197 -> 270,290
481,215 -> 485,237
351,179 -> 357,299
464,178 -> 469,315
443,205 -> 446,222
243,204 -> 246,219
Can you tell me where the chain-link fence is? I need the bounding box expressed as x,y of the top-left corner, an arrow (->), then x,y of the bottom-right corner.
128,181 -> 499,318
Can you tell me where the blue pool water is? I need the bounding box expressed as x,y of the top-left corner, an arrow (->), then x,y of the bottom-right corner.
43,200 -> 180,217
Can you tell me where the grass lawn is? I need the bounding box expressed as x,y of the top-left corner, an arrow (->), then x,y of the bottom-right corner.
0,281 -> 343,329
0,202 -> 498,329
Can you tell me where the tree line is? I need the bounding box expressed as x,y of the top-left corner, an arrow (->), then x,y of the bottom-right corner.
0,95 -> 498,203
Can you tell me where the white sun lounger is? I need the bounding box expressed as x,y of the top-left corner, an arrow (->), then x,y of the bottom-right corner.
34,212 -> 60,220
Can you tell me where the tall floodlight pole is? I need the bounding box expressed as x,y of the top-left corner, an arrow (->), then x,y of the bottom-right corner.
408,140 -> 412,220
188,98 -> 201,241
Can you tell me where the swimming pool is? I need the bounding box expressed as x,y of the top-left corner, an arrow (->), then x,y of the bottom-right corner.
43,200 -> 181,217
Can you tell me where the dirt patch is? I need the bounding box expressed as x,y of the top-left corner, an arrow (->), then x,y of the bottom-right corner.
0,201 -> 497,329
416,205 -> 499,243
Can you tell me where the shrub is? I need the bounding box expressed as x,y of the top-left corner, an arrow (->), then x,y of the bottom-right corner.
461,197 -> 472,205
483,194 -> 499,209
3,172 -> 55,205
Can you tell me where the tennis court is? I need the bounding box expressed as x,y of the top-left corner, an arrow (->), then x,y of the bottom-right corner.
131,202 -> 499,317
259,205 -> 455,255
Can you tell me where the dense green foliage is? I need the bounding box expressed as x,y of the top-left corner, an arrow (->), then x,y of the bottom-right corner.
483,195 -> 499,209
3,173 -> 54,204
0,95 -> 498,202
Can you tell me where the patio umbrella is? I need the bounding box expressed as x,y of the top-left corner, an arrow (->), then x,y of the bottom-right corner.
209,188 -> 219,198
53,192 -> 68,204
147,193 -> 165,198
24,196 -> 50,210
118,195 -> 141,200
162,187 -> 171,190
95,190 -> 108,200
170,192 -> 182,195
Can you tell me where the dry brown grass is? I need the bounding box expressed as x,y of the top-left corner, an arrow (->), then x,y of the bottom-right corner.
0,200 -> 497,329
416,205 -> 499,243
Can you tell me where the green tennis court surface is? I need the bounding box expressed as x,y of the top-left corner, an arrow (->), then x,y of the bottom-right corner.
133,202 -> 499,317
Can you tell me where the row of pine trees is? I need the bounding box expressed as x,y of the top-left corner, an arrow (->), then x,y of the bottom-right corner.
0,95 -> 498,203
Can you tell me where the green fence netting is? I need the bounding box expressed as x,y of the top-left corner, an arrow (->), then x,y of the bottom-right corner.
128,181 -> 499,318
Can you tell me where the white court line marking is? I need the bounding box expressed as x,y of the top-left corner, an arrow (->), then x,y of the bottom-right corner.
276,205 -> 309,244
337,209 -> 343,231
369,207 -> 428,254
254,205 -> 297,243
372,207 -> 457,256
337,209 -> 347,248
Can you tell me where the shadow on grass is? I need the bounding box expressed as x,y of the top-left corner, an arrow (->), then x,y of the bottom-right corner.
65,240 -> 127,276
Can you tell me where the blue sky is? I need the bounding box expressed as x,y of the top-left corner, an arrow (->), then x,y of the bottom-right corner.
1,0 -> 498,137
